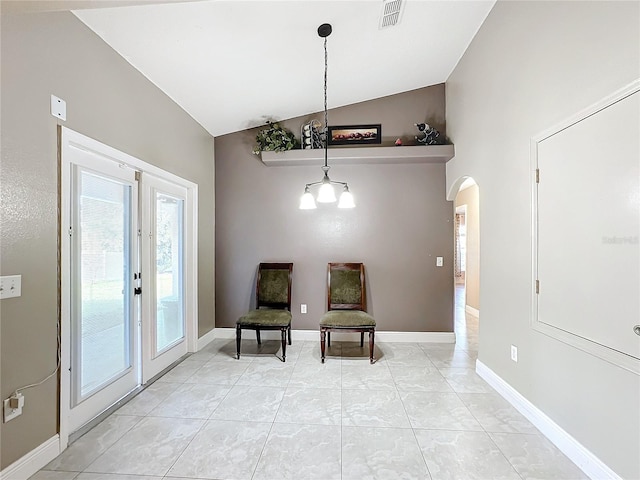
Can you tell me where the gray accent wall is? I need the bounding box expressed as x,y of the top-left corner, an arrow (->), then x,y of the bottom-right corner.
446,1 -> 639,478
0,10 -> 214,468
215,85 -> 454,333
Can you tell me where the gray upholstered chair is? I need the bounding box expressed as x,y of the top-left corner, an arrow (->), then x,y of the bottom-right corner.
236,262 -> 293,361
319,262 -> 376,363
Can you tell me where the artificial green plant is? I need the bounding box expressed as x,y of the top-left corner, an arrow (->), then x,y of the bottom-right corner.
253,121 -> 299,154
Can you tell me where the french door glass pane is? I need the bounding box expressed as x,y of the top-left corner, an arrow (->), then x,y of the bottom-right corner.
79,172 -> 131,398
155,192 -> 184,352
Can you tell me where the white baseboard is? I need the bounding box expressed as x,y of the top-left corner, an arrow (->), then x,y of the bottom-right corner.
0,435 -> 60,480
212,328 -> 455,344
476,360 -> 620,480
197,327 -> 217,351
465,305 -> 480,317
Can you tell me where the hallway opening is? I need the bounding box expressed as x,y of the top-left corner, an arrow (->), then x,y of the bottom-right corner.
452,176 -> 479,350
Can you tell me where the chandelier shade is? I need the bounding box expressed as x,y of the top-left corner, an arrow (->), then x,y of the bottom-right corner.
299,187 -> 317,209
337,186 -> 355,209
317,183 -> 337,203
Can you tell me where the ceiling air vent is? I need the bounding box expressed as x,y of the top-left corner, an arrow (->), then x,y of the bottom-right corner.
379,0 -> 404,29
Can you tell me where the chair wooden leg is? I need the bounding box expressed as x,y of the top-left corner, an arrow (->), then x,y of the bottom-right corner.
360,331 -> 364,347
287,325 -> 292,345
327,331 -> 331,347
369,329 -> 375,364
256,329 -> 261,345
236,325 -> 241,359
320,328 -> 326,363
281,328 -> 287,362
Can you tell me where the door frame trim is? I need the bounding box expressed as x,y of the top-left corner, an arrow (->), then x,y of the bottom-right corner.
59,126 -> 199,449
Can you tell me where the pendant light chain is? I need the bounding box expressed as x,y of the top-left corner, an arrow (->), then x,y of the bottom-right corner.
323,36 -> 329,168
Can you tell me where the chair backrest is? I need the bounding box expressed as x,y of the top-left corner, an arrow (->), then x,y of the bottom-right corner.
257,262 -> 293,311
327,262 -> 366,311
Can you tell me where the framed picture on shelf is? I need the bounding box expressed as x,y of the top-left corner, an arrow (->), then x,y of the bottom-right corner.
327,124 -> 381,146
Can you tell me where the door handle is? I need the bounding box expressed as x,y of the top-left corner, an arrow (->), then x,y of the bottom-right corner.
634,325 -> 640,336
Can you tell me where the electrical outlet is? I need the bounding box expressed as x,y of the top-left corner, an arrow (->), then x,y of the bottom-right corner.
301,304 -> 307,314
3,393 -> 24,423
510,345 -> 518,362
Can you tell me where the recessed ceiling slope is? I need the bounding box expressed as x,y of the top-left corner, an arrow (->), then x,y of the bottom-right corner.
74,0 -> 495,137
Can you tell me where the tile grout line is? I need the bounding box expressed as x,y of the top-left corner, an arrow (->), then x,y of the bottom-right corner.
452,384 -> 525,479
250,336 -> 299,480
162,346 -> 251,478
396,346 -> 436,480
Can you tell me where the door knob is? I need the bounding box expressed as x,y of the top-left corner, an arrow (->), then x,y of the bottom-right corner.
634,325 -> 640,336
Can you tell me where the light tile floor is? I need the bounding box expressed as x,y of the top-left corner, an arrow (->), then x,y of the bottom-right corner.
33,288 -> 589,480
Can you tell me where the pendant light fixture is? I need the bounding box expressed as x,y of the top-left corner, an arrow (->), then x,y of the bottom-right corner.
299,23 -> 355,210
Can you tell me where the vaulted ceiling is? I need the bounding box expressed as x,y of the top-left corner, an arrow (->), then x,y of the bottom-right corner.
6,0 -> 496,136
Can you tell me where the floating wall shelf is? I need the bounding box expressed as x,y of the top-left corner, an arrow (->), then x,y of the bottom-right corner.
260,144 -> 455,167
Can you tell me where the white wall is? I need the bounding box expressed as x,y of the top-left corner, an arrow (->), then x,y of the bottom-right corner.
445,1 -> 640,478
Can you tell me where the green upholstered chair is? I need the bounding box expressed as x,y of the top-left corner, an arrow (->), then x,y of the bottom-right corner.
236,263 -> 293,361
320,263 -> 376,363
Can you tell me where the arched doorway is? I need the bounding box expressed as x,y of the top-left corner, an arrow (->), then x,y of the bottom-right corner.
451,177 -> 479,351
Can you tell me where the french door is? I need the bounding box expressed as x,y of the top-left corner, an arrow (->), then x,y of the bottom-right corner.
66,156 -> 140,433
140,174 -> 188,382
61,128 -> 197,440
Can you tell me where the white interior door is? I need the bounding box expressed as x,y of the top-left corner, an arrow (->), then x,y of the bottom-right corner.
141,174 -> 190,382
64,148 -> 140,434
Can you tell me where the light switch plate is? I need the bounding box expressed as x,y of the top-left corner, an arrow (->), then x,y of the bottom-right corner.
301,304 -> 307,314
0,275 -> 21,299
436,257 -> 443,267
